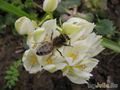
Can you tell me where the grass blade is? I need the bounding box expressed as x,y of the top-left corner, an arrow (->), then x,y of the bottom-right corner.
0,0 -> 35,20
101,38 -> 120,53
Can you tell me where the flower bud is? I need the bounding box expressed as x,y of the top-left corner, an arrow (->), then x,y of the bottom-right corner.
43,0 -> 61,13
15,17 -> 37,35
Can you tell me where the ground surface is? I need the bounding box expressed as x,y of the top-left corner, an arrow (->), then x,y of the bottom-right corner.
0,0 -> 120,90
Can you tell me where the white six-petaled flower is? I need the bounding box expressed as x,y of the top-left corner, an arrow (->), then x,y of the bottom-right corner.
22,48 -> 42,73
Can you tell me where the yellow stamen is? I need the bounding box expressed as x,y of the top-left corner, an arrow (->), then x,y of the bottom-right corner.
75,64 -> 87,71
33,43 -> 37,48
30,42 -> 37,48
31,56 -> 38,63
77,35 -> 86,41
47,59 -> 53,64
70,53 -> 78,61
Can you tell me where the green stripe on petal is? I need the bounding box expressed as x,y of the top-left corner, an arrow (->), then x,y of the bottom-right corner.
33,28 -> 45,43
32,20 -> 38,29
62,25 -> 82,34
43,65 -> 56,73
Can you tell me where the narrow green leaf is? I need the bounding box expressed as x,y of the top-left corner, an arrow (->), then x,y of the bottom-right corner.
10,79 -> 15,86
0,0 -> 35,20
101,38 -> 120,53
16,59 -> 22,66
13,73 -> 20,76
6,70 -> 13,74
118,37 -> 120,45
12,76 -> 19,81
13,69 -> 19,74
10,66 -> 16,71
8,84 -> 12,89
13,61 -> 17,68
4,75 -> 11,79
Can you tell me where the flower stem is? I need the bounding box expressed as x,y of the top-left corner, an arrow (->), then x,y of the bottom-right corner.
38,12 -> 53,26
38,15 -> 50,26
48,12 -> 53,19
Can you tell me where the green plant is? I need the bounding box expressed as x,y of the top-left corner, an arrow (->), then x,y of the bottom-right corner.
0,0 -> 38,35
95,19 -> 116,37
4,60 -> 22,89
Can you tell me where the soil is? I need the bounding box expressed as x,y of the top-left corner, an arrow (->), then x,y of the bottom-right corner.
0,0 -> 120,90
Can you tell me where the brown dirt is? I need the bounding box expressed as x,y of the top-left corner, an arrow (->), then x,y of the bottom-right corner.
0,0 -> 120,90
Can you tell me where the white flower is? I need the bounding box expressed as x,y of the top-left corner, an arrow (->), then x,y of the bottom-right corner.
40,52 -> 65,73
32,19 -> 60,48
43,0 -> 61,13
62,58 -> 99,84
15,17 -> 37,35
68,32 -> 104,58
26,19 -> 60,49
60,17 -> 104,84
22,49 -> 42,73
63,44 -> 89,66
62,17 -> 95,40
32,19 -> 64,73
36,19 -> 59,42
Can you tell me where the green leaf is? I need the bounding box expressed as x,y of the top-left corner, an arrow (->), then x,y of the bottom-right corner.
8,84 -> 12,89
0,0 -> 35,20
118,37 -> 120,45
12,69 -> 20,76
9,79 -> 15,86
56,0 -> 80,13
12,75 -> 18,81
101,38 -> 120,53
16,59 -> 23,66
13,60 -> 22,68
13,61 -> 18,68
13,73 -> 20,76
63,0 -> 80,8
82,13 -> 94,22
10,66 -> 16,71
4,75 -> 11,79
6,70 -> 13,74
95,19 -> 116,36
12,69 -> 19,75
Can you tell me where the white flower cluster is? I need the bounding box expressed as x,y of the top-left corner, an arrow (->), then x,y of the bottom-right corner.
15,16 -> 104,84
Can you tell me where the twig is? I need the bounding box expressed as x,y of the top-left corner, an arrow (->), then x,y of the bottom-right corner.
101,51 -> 115,55
108,53 -> 119,63
15,49 -> 24,53
33,2 -> 43,9
37,69 -> 45,78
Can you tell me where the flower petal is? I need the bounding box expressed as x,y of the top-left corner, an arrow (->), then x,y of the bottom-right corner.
33,27 -> 46,43
43,64 -> 56,73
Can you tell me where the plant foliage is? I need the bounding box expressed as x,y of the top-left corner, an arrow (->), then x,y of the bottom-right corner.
95,19 -> 116,36
0,0 -> 38,35
4,60 -> 22,89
